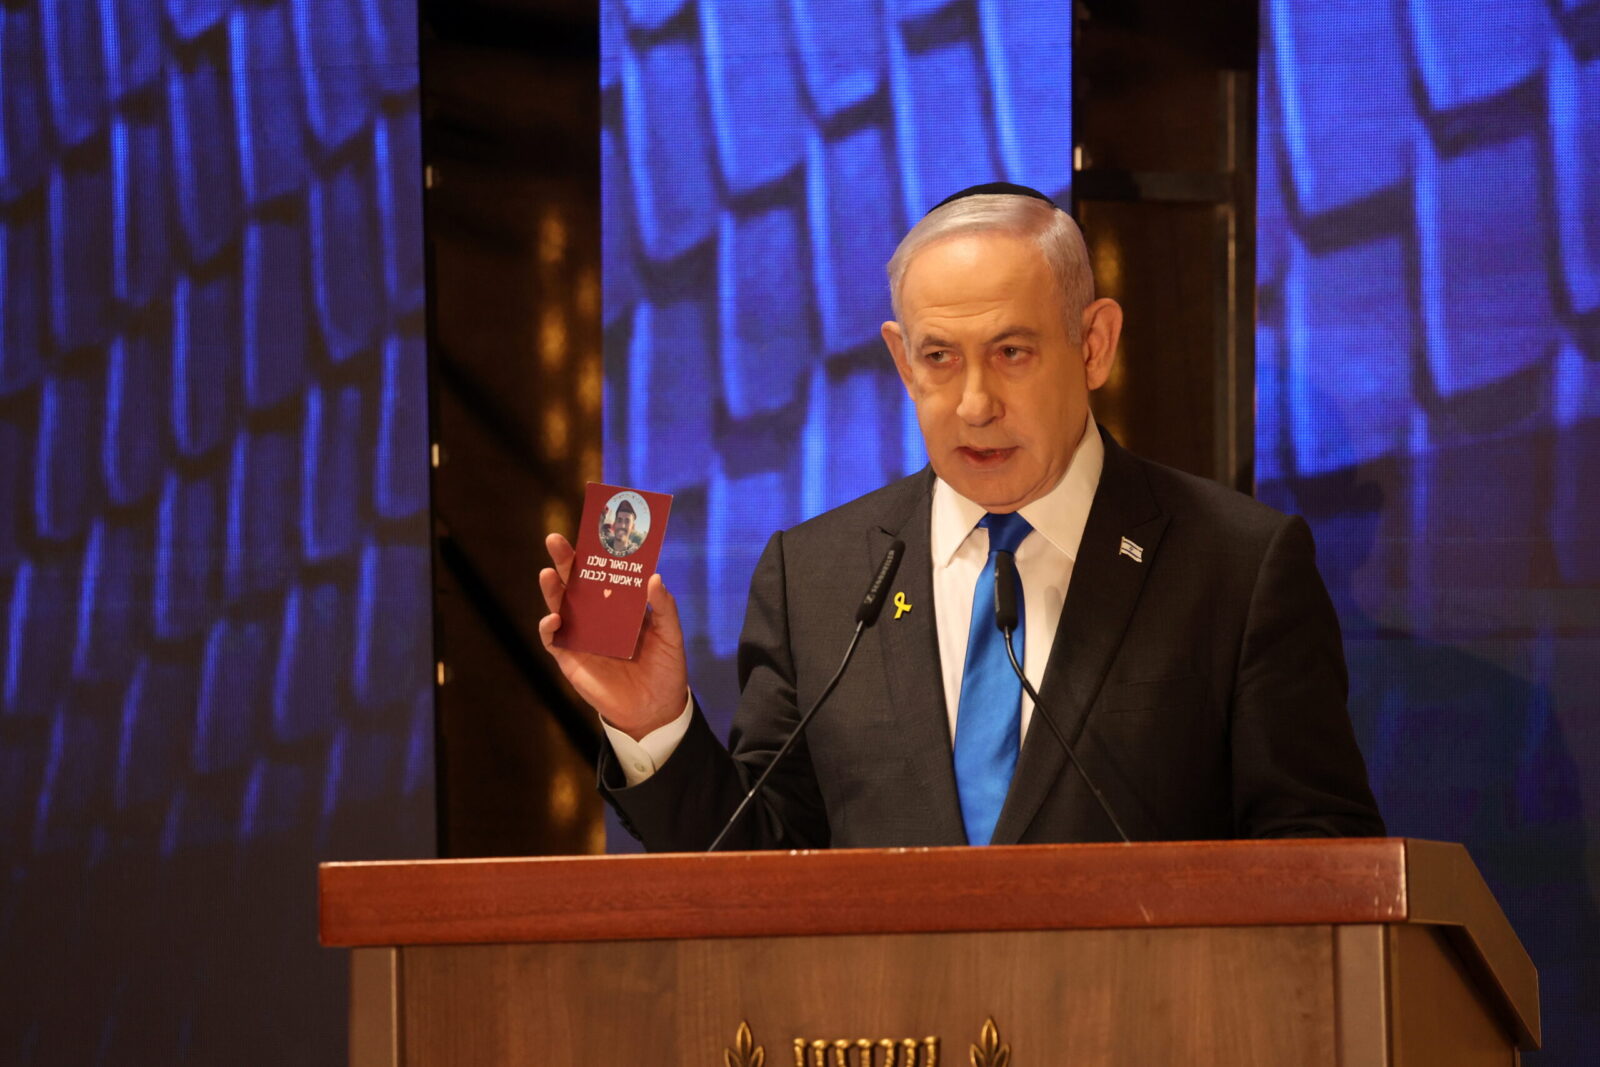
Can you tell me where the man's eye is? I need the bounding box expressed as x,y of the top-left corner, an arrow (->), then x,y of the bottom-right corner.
1001,346 -> 1028,360
924,350 -> 953,365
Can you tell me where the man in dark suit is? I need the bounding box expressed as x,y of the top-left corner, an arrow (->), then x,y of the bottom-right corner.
539,183 -> 1383,851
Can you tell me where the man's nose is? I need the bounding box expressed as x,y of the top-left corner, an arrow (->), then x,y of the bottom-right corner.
956,361 -> 999,424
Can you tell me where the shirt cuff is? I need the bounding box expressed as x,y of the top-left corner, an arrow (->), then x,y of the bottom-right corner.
601,690 -> 695,786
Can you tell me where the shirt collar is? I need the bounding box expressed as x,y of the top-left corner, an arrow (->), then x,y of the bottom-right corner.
930,413 -> 1105,568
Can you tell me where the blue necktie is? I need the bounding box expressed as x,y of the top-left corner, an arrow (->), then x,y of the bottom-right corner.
953,511 -> 1032,845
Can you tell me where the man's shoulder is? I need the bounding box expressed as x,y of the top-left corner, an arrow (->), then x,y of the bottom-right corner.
1119,447 -> 1293,546
781,468 -> 933,548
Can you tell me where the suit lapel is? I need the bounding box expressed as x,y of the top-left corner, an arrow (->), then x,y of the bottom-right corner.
990,431 -> 1169,844
870,474 -> 967,845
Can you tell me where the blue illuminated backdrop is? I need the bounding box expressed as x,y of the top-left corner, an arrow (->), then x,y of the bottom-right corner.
1259,1 -> 1600,1058
0,1 -> 432,1062
600,0 -> 1072,752
602,0 -> 1599,1056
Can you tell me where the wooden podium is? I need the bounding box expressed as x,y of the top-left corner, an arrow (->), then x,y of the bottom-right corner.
319,838 -> 1538,1065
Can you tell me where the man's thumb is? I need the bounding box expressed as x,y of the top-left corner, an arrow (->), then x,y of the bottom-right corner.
646,574 -> 683,646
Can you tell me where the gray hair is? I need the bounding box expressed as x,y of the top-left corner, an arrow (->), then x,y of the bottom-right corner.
886,194 -> 1094,338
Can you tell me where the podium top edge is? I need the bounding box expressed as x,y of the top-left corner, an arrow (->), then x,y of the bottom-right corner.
319,835 -> 1409,872
319,838 -> 1420,949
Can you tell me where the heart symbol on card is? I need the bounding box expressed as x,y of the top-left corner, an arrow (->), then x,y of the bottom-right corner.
603,589 -> 612,598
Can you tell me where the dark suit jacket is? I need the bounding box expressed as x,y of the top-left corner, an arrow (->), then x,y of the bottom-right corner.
601,428 -> 1385,850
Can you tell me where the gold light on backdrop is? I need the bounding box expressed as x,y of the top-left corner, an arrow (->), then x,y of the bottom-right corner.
542,496 -> 573,539
547,766 -> 581,824
540,306 -> 569,371
542,404 -> 570,457
1092,224 -> 1124,294
575,267 -> 599,318
577,357 -> 602,414
512,195 -> 604,857
1087,223 -> 1129,439
538,209 -> 567,266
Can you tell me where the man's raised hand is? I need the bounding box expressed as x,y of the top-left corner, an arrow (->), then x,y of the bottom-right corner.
538,533 -> 690,741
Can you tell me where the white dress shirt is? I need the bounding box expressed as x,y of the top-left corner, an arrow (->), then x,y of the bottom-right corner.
604,415 -> 1105,786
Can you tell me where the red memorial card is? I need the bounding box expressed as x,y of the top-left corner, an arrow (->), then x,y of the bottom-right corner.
553,483 -> 674,659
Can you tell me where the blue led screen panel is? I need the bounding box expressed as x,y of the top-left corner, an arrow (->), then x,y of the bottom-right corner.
0,3 -> 433,1062
600,0 -> 1073,846
1259,1 -> 1600,1058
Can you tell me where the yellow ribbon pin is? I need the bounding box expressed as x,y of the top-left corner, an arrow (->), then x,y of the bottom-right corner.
892,591 -> 912,619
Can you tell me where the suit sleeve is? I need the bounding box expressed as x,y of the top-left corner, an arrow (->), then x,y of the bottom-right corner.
598,529 -> 831,851
1230,516 -> 1386,838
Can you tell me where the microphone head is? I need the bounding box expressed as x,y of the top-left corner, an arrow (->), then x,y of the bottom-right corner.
993,551 -> 1019,632
855,540 -> 906,626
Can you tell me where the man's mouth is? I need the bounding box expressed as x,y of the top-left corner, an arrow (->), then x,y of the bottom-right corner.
957,446 -> 1017,468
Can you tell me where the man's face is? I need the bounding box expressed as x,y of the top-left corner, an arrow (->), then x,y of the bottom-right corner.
881,232 -> 1120,512
613,511 -> 634,539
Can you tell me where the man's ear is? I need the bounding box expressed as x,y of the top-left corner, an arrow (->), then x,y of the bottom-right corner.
882,320 -> 915,393
1080,298 -> 1123,391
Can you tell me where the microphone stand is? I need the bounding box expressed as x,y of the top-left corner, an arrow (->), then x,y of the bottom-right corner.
707,622 -> 864,853
994,551 -> 1132,844
706,539 -> 905,852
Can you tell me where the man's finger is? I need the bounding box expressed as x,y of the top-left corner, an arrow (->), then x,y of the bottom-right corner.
538,612 -> 567,656
645,573 -> 685,651
545,533 -> 576,584
539,566 -> 565,615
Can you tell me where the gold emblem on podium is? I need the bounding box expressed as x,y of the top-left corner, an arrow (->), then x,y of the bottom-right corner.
968,1017 -> 1010,1067
726,1021 -> 765,1067
726,1017 -> 1007,1066
789,1036 -> 936,1066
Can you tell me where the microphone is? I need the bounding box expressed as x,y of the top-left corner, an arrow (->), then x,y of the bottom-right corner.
856,538 -> 907,625
708,540 -> 906,852
992,551 -> 1132,844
